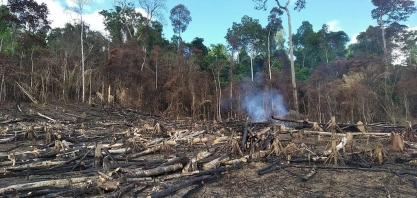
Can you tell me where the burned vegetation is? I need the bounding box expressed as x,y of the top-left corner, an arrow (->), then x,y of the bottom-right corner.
0,102 -> 416,198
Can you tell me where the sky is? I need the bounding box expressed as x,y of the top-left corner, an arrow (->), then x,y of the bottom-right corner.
2,0 -> 417,47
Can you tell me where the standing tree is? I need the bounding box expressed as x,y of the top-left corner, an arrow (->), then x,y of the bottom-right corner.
138,0 -> 166,26
7,0 -> 50,90
253,0 -> 307,113
100,2 -> 144,43
267,7 -> 284,79
169,4 -> 192,42
208,44 -> 228,122
371,0 -> 417,63
69,0 -> 92,103
228,15 -> 264,82
137,0 -> 166,71
371,0 -> 416,106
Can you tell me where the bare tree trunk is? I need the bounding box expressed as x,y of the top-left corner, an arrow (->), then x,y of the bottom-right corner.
0,74 -> 5,102
89,69 -> 92,105
250,44 -> 254,81
284,6 -> 299,113
212,70 -> 218,121
155,57 -> 158,89
141,47 -> 147,71
63,51 -> 67,101
31,48 -> 34,91
81,15 -> 85,103
217,70 -> 222,121
379,15 -> 389,100
229,52 -> 234,119
0,37 -> 3,52
268,30 -> 272,80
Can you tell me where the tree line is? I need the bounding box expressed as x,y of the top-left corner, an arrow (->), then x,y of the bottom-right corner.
0,0 -> 416,124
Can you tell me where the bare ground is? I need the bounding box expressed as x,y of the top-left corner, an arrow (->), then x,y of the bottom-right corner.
0,102 -> 416,198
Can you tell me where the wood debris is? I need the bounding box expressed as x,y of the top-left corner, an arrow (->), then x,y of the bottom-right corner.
0,103 -> 416,197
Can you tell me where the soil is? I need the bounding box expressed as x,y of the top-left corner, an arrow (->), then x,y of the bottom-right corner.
0,102 -> 416,198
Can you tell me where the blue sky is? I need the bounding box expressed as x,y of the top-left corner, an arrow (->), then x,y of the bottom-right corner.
3,0 -> 417,46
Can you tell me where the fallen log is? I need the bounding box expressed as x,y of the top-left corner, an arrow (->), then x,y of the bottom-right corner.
129,145 -> 161,159
0,176 -> 97,194
303,130 -> 391,137
181,183 -> 203,198
157,156 -> 184,168
302,165 -> 317,182
150,175 -> 218,198
202,156 -> 229,170
257,159 -> 282,175
125,163 -> 183,178
105,183 -> 135,198
183,151 -> 212,173
4,160 -> 67,172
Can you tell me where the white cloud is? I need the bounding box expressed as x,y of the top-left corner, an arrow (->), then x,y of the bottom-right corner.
326,20 -> 342,32
31,0 -> 107,35
349,33 -> 360,44
409,25 -> 417,31
65,0 -> 77,8
83,10 -> 106,35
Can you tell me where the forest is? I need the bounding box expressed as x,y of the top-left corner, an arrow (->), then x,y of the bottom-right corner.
0,0 -> 417,124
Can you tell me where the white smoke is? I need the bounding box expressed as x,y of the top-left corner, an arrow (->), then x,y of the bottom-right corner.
242,89 -> 287,122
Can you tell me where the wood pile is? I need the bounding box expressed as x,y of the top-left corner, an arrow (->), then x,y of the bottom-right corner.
0,103 -> 416,197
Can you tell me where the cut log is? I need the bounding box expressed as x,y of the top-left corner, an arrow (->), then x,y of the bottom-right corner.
157,156 -> 184,168
125,163 -> 183,177
129,145 -> 161,158
0,176 -> 97,194
302,165 -> 317,182
303,131 -> 391,137
150,175 -> 218,198
323,137 -> 348,156
183,151 -> 212,173
202,156 -> 229,170
105,183 -> 135,198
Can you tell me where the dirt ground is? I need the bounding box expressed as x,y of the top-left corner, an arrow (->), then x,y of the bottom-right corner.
0,102 -> 416,198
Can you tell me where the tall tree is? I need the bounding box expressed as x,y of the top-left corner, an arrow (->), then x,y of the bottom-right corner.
229,15 -> 264,82
266,7 -> 283,79
169,4 -> 192,42
371,0 -> 417,62
100,2 -> 144,43
253,0 -> 307,113
318,24 -> 349,63
7,0 -> 50,34
0,5 -> 15,52
138,0 -> 166,26
69,0 -> 92,103
208,44 -> 228,121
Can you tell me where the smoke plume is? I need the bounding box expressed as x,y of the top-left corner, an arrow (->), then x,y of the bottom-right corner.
242,89 -> 287,122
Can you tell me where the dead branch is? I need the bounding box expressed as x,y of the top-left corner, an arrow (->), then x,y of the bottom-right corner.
15,82 -> 38,104
37,112 -> 55,122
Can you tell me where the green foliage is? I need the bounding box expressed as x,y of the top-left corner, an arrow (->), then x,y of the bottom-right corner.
8,0 -> 50,34
292,21 -> 349,81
